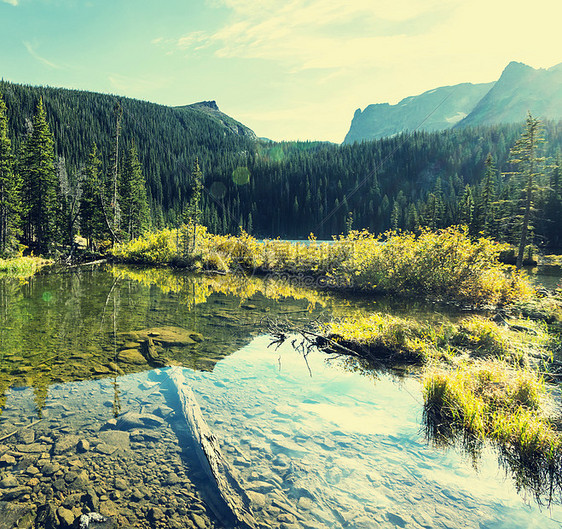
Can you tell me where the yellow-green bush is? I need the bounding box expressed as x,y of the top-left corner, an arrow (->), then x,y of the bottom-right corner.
112,225 -> 535,305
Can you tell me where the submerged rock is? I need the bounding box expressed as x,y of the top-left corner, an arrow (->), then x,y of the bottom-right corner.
136,326 -> 201,347
117,349 -> 146,365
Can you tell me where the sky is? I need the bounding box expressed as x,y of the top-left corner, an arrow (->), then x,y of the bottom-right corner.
1,0 -> 562,143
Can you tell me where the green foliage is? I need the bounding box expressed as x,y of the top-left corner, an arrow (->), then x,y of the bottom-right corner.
3,80 -> 562,244
112,226 -> 534,305
423,361 -> 558,462
0,92 -> 20,255
0,255 -> 52,278
80,142 -> 107,249
19,98 -> 58,254
121,141 -> 150,240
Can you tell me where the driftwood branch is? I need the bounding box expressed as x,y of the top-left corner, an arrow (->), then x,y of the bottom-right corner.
168,367 -> 257,529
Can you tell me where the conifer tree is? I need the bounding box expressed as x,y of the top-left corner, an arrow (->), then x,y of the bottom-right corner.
20,98 -> 57,254
506,113 -> 545,268
183,157 -> 203,252
121,141 -> 150,240
0,93 -> 20,254
80,142 -> 105,249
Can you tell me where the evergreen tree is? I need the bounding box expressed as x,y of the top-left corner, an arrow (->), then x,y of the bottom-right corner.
56,156 -> 81,251
19,98 -> 57,254
0,92 -> 20,255
183,157 -> 203,252
506,113 -> 545,268
80,143 -> 105,249
109,101 -> 123,240
121,141 -> 150,240
480,154 -> 496,237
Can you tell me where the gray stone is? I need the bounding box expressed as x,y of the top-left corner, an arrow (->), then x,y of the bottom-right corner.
1,486 -> 32,501
297,497 -> 314,510
77,439 -> 90,452
96,443 -> 117,455
117,349 -> 146,365
64,471 -> 78,483
0,454 -> 16,465
247,491 -> 267,509
191,513 -> 207,529
16,443 -> 45,453
116,411 -> 164,430
0,475 -> 18,488
26,465 -> 40,475
41,462 -> 61,476
164,473 -> 180,485
114,478 -> 128,491
57,506 -> 75,527
0,501 -> 35,529
53,435 -> 80,454
149,506 -> 165,521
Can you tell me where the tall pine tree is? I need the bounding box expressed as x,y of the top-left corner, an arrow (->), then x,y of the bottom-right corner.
20,98 -> 57,254
0,92 -> 20,255
506,113 -> 545,268
120,141 -> 150,240
80,142 -> 106,249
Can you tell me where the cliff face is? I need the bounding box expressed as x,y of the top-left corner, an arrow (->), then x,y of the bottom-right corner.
343,82 -> 493,144
456,61 -> 562,128
176,100 -> 257,139
344,61 -> 562,144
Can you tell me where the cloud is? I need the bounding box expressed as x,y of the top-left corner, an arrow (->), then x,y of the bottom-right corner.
23,41 -> 62,69
2,0 -> 19,5
160,0 -> 459,71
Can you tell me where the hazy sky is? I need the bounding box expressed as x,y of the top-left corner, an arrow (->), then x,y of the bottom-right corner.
1,0 -> 561,143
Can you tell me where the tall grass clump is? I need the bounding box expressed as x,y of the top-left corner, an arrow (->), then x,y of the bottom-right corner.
423,361 -> 560,467
0,256 -> 52,278
325,313 -> 455,363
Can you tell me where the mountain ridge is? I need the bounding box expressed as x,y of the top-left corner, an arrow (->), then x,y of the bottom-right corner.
345,61 -> 562,143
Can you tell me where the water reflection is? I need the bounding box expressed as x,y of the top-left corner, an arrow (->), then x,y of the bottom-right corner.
423,388 -> 562,507
0,266 -> 341,418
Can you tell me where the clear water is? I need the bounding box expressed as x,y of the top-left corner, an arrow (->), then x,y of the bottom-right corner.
0,266 -> 561,528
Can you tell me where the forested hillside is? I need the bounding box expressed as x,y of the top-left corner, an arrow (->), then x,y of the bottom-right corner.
1,80 -> 561,254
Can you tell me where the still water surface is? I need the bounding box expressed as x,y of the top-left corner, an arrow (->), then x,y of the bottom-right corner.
0,266 -> 561,528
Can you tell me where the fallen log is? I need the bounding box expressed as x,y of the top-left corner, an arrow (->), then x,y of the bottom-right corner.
167,367 -> 257,529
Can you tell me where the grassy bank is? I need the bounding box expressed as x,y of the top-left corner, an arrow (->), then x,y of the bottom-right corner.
319,301 -> 562,500
111,225 -> 534,306
0,256 -> 52,279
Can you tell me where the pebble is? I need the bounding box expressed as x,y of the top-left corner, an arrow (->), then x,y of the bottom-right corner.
0,454 -> 16,465
0,475 -> 18,488
57,506 -> 75,526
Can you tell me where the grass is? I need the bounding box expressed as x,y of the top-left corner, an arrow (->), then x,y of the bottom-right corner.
318,307 -> 562,495
112,225 -> 535,306
423,361 -> 560,478
0,256 -> 52,279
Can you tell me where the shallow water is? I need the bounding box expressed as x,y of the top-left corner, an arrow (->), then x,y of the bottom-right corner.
0,266 -> 561,528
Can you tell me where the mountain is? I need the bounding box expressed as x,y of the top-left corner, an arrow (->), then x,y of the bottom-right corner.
343,82 -> 494,144
0,81 -> 257,223
456,61 -> 562,128
176,100 -> 257,139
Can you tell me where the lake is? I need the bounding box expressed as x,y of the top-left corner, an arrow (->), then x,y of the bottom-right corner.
0,265 -> 561,528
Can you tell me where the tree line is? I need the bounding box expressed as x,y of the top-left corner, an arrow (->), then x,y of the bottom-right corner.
1,80 -> 561,257
0,93 -> 151,256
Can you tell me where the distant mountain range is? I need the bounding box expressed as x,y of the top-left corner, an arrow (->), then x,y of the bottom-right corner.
344,61 -> 562,144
